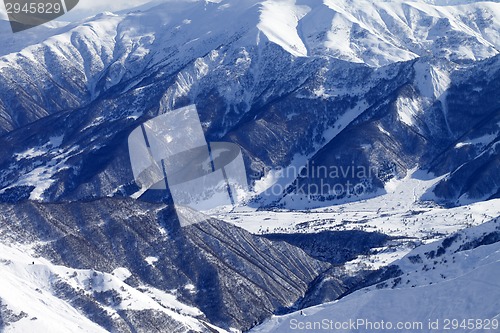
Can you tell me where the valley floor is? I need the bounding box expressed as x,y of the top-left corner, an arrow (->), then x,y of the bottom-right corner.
215,170 -> 499,270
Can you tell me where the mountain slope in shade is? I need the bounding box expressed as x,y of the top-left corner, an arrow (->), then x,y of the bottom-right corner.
0,198 -> 329,331
0,0 -> 498,206
251,217 -> 500,332
1,53 -> 498,207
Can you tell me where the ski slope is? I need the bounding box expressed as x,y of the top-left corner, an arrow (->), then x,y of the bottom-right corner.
0,243 -> 223,332
252,219 -> 500,333
216,170 -> 500,270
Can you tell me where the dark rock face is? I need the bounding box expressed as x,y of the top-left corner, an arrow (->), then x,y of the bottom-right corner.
432,142 -> 500,204
0,2 -> 498,207
0,300 -> 28,329
261,230 -> 391,311
0,198 -> 329,331
262,230 -> 389,264
283,56 -> 499,205
424,56 -> 500,204
1,52 -> 497,206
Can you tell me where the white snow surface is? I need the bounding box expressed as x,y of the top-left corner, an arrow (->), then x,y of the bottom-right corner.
1,0 -> 499,200
217,169 -> 500,270
257,0 -> 310,57
0,0 -> 499,68
0,246 -> 108,332
251,218 -> 500,332
0,243 -> 219,332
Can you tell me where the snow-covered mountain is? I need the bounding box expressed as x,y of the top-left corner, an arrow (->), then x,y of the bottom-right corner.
0,199 -> 331,331
0,0 -> 499,331
251,217 -> 500,332
0,243 -> 211,333
0,0 -> 499,206
1,0 -> 499,130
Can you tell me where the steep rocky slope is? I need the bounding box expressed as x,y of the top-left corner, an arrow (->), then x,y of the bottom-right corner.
0,198 -> 330,331
0,0 -> 498,206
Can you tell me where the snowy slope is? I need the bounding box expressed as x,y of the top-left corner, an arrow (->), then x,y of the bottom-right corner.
0,198 -> 330,332
0,19 -> 73,57
2,0 -> 497,66
253,261 -> 500,332
0,0 -> 498,103
251,218 -> 500,333
0,1 -> 498,331
0,0 -> 498,204
0,243 -> 217,333
0,245 -> 107,332
217,169 -> 500,270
